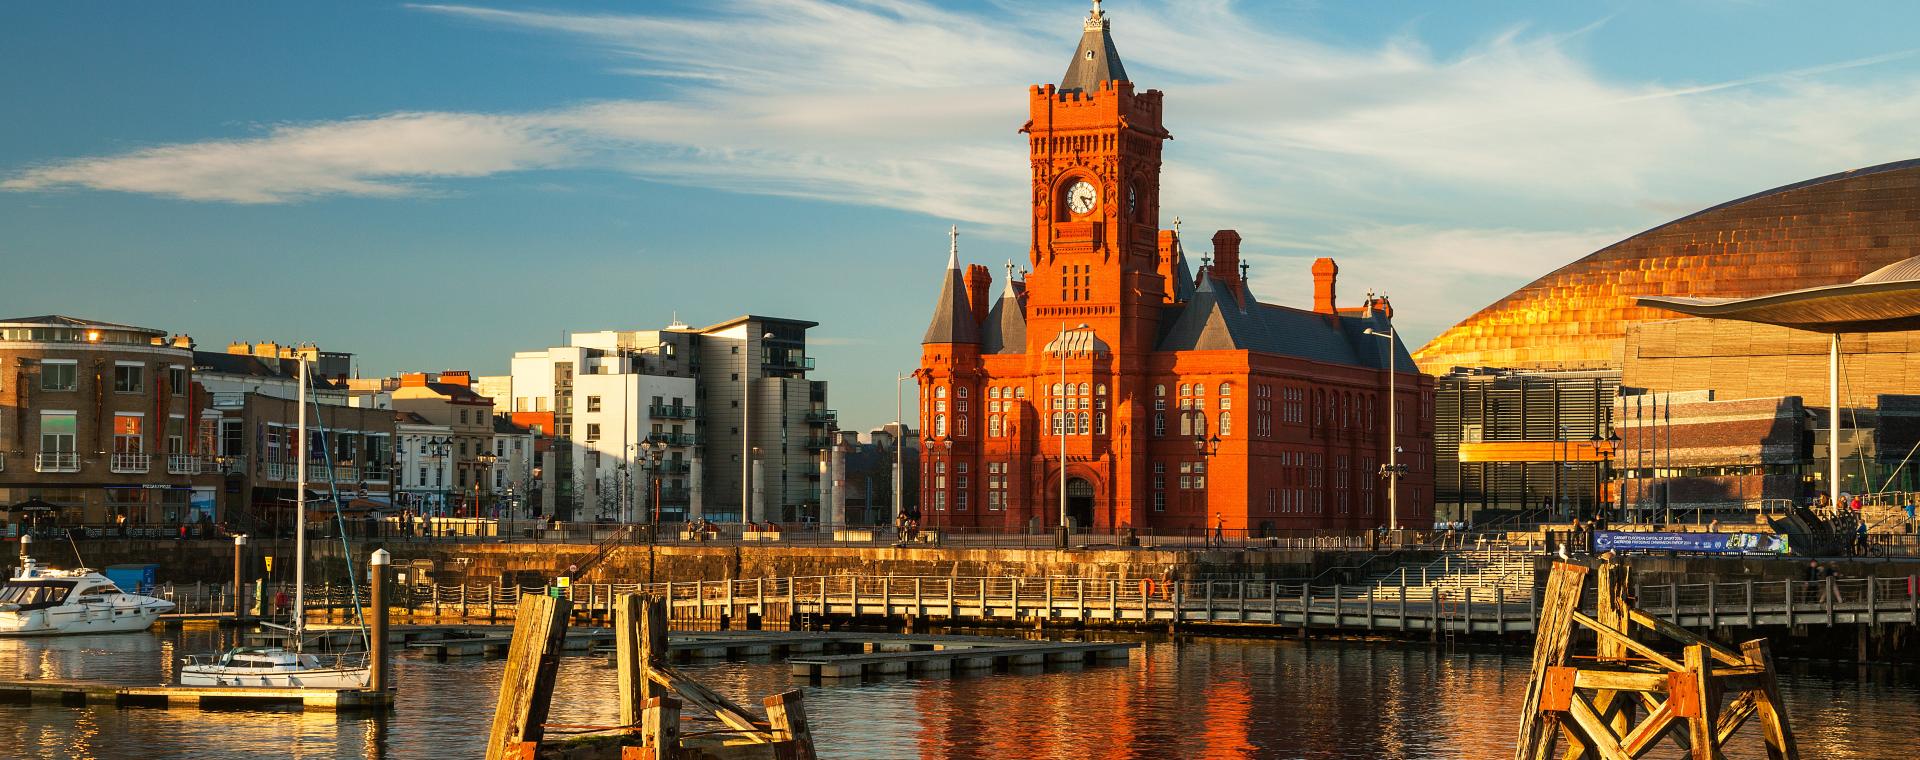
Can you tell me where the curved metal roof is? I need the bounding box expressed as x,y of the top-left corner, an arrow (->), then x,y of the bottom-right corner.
1637,255 -> 1920,333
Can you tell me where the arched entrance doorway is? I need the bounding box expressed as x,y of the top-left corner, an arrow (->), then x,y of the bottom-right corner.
1066,478 -> 1095,530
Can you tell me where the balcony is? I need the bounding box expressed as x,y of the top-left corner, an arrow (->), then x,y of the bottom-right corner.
362,466 -> 390,482
649,404 -> 698,420
654,461 -> 691,475
763,357 -> 816,371
110,453 -> 151,474
648,433 -> 699,447
167,454 -> 204,475
307,463 -> 362,483
35,453 -> 79,473
805,409 -> 838,424
659,487 -> 693,503
217,455 -> 247,475
804,436 -> 834,450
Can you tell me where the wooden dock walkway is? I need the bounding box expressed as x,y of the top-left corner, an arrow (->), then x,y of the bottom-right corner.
0,680 -> 392,711
787,639 -> 1134,679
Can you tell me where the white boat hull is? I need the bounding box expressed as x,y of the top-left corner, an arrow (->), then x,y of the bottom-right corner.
0,606 -> 167,636
178,666 -> 370,689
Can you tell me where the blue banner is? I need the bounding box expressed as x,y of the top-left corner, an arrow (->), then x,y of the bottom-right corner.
1592,531 -> 1789,554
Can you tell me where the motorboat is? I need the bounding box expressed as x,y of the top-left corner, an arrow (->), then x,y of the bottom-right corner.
0,558 -> 175,636
178,646 -> 369,688
180,357 -> 373,689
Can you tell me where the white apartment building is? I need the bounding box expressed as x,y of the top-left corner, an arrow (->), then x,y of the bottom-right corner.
503,316 -> 840,525
508,330 -> 698,523
488,417 -> 536,519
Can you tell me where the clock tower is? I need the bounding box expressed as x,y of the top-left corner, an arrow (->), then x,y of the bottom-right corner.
1023,0 -> 1171,357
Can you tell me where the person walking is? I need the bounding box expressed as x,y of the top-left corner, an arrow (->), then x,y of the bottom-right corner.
1212,513 -> 1225,550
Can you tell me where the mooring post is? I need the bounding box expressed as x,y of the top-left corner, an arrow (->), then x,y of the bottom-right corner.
485,594 -> 571,760
765,689 -> 818,760
641,695 -> 682,759
232,533 -> 248,621
370,548 -> 391,697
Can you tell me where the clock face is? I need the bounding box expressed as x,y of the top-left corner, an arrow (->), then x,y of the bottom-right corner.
1067,180 -> 1098,215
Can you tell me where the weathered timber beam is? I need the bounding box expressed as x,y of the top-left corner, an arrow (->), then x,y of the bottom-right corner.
1573,671 -> 1669,693
485,594 -> 571,760
1627,609 -> 1744,666
1569,612 -> 1685,673
646,661 -> 771,742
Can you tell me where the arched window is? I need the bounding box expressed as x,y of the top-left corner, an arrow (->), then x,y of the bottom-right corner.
958,386 -> 968,398
989,416 -> 1002,437
1077,383 -> 1089,396
1220,412 -> 1232,436
1096,383 -> 1107,396
1153,413 -> 1165,436
1155,384 -> 1166,397
1180,412 -> 1193,436
1016,386 -> 1027,398
1052,412 -> 1064,436
990,386 -> 1002,398
1179,383 -> 1190,396
1219,383 -> 1231,396
1052,383 -> 1063,396
1195,412 -> 1208,437
935,414 -> 947,437
957,415 -> 968,437
1077,413 -> 1089,435
957,399 -> 967,413
1096,412 -> 1107,435
936,386 -> 947,399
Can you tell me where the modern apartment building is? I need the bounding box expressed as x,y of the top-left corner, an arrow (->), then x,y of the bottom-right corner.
503,316 -> 836,524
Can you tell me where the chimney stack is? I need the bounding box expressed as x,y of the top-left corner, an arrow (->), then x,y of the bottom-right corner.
1210,230 -> 1241,283
964,264 -> 992,328
1312,258 -> 1339,314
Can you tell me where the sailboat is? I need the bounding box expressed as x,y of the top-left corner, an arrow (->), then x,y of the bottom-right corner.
180,358 -> 372,688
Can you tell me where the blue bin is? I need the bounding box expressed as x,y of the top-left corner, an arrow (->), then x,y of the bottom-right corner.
104,564 -> 159,594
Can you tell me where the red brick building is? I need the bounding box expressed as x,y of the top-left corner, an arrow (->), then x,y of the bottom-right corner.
914,5 -> 1433,534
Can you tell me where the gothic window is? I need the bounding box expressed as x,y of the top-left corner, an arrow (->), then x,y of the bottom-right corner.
1155,384 -> 1166,397
1154,413 -> 1165,436
1016,386 -> 1027,398
936,400 -> 946,413
936,386 -> 947,399
1195,413 -> 1208,437
1077,413 -> 1089,435
1220,412 -> 1231,436
1052,412 -> 1065,436
1219,382 -> 1231,396
1095,383 -> 1107,396
1077,383 -> 1089,396
1052,383 -> 1063,397
990,386 -> 1001,399
958,387 -> 968,399
989,416 -> 1002,437
935,414 -> 947,437
1096,412 -> 1107,435
957,399 -> 967,412
1180,412 -> 1192,437
957,415 -> 968,437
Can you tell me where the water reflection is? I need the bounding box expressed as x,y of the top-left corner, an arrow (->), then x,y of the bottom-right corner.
0,629 -> 1913,759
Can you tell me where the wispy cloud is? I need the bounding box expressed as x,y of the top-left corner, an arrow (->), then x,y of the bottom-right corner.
8,0 -> 1920,336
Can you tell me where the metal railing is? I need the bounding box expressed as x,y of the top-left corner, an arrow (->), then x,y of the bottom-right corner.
648,404 -> 697,419
33,452 -> 78,473
167,454 -> 202,475
110,452 -> 151,473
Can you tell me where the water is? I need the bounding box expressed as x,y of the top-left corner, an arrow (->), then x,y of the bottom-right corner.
0,628 -> 1913,759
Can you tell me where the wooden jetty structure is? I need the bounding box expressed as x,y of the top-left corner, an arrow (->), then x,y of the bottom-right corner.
0,680 -> 390,710
1514,559 -> 1798,760
486,593 -> 819,760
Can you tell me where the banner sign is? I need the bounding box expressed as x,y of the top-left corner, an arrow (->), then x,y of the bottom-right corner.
1593,531 -> 1790,554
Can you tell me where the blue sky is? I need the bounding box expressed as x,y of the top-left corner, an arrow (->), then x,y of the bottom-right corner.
6,1 -> 1920,431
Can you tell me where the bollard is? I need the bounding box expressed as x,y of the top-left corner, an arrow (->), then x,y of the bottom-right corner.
370,548 -> 391,695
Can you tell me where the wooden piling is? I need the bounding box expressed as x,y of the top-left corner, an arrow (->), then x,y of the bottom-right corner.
485,593 -> 571,760
766,689 -> 817,760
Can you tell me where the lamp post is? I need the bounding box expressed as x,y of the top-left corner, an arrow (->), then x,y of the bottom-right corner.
1593,432 -> 1619,522
895,373 -> 911,527
1053,323 -> 1091,548
230,533 -> 246,618
1363,324 -> 1400,533
644,439 -> 667,534
1194,433 -> 1221,546
742,330 -> 774,524
475,452 -> 497,520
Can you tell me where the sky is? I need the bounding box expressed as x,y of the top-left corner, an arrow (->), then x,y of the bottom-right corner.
6,1 -> 1920,431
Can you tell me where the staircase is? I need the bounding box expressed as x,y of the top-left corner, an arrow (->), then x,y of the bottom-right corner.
568,525 -> 634,580
1353,544 -> 1539,600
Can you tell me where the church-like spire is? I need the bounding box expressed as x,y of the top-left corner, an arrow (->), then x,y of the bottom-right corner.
983,259 -> 1028,354
922,225 -> 981,345
1060,0 -> 1129,93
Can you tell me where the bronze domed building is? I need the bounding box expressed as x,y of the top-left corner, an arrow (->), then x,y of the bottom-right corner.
1414,159 -> 1920,374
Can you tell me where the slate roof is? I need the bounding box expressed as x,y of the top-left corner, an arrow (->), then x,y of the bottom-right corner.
1155,273 -> 1417,372
982,277 -> 1027,354
922,241 -> 981,345
193,350 -> 295,378
1059,8 -> 1128,92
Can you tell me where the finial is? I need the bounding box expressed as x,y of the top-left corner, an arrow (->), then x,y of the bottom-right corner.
1091,0 -> 1103,19
1201,254 -> 1212,269
1003,259 -> 1019,297
1172,215 -> 1181,236
1240,261 -> 1249,280
945,224 -> 959,269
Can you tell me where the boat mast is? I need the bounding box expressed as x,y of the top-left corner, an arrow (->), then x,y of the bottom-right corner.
294,357 -> 308,650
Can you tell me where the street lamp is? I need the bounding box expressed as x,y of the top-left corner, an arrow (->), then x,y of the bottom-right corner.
1363,323 -> 1400,532
1194,433 -> 1221,543
1053,323 -> 1091,548
894,373 -> 912,527
643,439 -> 668,532
475,452 -> 498,519
1592,432 -> 1619,522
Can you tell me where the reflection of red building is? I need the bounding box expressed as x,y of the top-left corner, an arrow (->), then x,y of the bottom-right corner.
914,5 -> 1432,533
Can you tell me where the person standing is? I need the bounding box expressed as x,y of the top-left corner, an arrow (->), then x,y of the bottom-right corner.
1213,513 -> 1225,549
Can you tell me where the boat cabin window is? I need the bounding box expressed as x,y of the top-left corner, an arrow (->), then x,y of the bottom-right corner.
0,580 -> 76,606
75,584 -> 120,597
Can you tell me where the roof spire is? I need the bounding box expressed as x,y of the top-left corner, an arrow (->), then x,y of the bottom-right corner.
923,225 -> 981,345
1061,0 -> 1128,92
1003,259 -> 1019,297
947,224 -> 959,269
